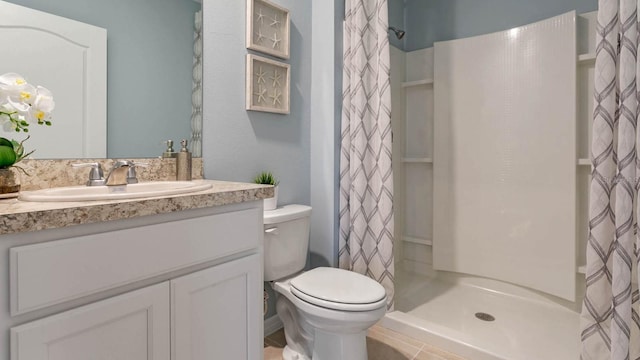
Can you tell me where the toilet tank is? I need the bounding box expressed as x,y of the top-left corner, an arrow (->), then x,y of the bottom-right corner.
263,204 -> 312,281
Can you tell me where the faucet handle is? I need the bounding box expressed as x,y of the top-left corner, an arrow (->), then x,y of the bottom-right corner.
125,161 -> 149,184
71,162 -> 105,186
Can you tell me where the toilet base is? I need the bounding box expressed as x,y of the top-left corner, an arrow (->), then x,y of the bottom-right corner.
282,345 -> 310,360
280,330 -> 368,360
312,329 -> 367,360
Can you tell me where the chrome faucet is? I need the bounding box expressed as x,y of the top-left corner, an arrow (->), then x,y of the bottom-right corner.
104,160 -> 132,186
72,160 -> 148,186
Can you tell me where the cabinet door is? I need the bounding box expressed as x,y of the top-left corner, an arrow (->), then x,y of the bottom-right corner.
171,254 -> 262,360
11,282 -> 170,360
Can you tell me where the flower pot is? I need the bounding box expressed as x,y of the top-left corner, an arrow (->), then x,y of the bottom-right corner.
264,186 -> 278,211
0,167 -> 21,198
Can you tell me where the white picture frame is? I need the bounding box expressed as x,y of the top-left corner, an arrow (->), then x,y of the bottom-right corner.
246,54 -> 290,114
246,0 -> 290,59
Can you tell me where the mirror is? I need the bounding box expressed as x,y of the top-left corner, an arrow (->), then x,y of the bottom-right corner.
2,0 -> 201,159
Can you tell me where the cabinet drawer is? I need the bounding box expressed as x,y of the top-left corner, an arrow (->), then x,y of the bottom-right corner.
10,208 -> 261,315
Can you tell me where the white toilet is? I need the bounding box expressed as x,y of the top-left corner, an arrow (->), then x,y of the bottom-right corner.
264,204 -> 387,360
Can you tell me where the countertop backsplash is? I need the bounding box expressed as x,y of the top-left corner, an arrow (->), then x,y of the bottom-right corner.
18,158 -> 204,191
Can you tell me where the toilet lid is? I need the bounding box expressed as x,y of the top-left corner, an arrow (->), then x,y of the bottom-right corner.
289,267 -> 387,311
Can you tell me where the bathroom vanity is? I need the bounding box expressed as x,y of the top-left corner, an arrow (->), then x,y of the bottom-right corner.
0,179 -> 272,360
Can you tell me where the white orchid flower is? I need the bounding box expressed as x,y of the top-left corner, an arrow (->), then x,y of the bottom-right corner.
0,72 -> 54,132
0,73 -> 35,112
0,72 -> 27,87
0,102 -> 16,113
34,86 -> 54,111
27,86 -> 54,124
9,86 -> 36,111
18,83 -> 36,104
0,73 -> 28,97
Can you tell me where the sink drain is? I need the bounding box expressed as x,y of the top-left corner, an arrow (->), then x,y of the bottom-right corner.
475,312 -> 495,322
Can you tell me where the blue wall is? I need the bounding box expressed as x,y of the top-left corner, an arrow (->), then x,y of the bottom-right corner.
201,0 -> 315,322
202,0 -> 311,208
7,0 -> 200,157
404,0 -> 598,51
388,0 -> 406,49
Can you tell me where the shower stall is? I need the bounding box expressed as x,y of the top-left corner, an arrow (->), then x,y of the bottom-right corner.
382,10 -> 595,360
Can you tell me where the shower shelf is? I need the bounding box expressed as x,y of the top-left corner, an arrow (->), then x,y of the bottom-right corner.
401,79 -> 434,88
577,158 -> 590,166
402,236 -> 432,246
402,157 -> 433,163
577,53 -> 595,63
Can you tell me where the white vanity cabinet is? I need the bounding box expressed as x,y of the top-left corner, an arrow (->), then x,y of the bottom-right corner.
171,254 -> 261,360
2,201 -> 264,360
11,282 -> 171,360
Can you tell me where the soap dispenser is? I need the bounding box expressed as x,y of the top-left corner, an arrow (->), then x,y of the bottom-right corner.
176,139 -> 192,181
162,140 -> 177,158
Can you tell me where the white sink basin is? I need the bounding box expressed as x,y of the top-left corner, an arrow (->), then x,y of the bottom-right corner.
18,181 -> 213,202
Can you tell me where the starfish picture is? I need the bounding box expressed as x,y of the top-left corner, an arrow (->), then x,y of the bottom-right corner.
255,66 -> 267,84
270,13 -> 280,27
256,8 -> 266,25
271,32 -> 281,49
254,85 -> 267,104
255,29 -> 265,43
270,69 -> 282,88
269,88 -> 282,106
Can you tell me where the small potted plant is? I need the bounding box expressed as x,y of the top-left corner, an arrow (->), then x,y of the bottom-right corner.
0,136 -> 32,196
254,171 -> 279,210
0,72 -> 55,197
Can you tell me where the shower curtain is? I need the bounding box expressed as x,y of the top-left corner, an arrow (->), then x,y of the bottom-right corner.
338,0 -> 395,309
581,1 -> 640,358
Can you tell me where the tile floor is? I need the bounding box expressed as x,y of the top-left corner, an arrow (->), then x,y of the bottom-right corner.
264,324 -> 466,360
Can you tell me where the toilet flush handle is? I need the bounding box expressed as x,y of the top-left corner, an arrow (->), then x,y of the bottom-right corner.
265,227 -> 279,235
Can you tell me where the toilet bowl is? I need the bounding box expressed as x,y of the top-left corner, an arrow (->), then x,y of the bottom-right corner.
264,205 -> 387,360
273,268 -> 387,360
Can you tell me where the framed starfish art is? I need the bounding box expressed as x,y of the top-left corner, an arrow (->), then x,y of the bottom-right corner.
246,54 -> 290,114
246,0 -> 290,59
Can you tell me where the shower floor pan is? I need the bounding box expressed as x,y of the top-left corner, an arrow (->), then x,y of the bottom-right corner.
380,270 -> 580,360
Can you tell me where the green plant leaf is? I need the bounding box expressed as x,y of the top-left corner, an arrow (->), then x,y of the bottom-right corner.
13,136 -> 31,162
253,171 -> 278,185
0,145 -> 17,168
0,138 -> 13,148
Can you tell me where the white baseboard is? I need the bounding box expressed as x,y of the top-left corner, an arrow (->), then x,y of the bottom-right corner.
264,315 -> 283,336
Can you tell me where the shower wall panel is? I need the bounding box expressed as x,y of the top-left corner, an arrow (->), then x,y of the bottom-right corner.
433,11 -> 577,301
399,48 -> 435,276
390,45 -> 407,270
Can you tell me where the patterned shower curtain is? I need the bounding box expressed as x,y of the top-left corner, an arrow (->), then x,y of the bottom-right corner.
338,0 -> 395,309
581,1 -> 640,358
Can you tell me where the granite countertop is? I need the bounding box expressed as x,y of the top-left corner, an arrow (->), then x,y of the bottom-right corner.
0,180 -> 273,235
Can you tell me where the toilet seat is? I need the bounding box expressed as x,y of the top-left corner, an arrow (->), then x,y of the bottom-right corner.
289,267 -> 387,311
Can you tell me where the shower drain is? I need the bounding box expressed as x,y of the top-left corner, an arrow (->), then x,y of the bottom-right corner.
475,312 -> 495,322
